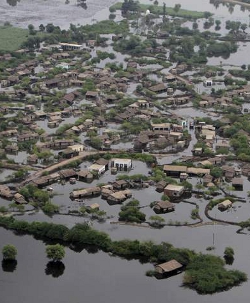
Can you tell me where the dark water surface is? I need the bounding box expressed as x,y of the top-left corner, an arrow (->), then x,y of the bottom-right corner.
1,0 -> 250,302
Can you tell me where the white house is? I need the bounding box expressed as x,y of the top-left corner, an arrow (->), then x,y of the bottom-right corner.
68,144 -> 85,152
88,163 -> 106,176
204,79 -> 213,87
111,158 -> 132,171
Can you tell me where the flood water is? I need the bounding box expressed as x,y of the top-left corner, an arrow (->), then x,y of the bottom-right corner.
2,0 -> 250,302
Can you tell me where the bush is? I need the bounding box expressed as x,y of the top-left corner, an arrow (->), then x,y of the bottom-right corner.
46,244 -> 65,262
119,200 -> 146,223
2,244 -> 17,260
183,254 -> 247,294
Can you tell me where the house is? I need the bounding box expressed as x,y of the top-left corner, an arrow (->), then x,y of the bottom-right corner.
203,174 -> 213,186
107,189 -> 132,205
68,144 -> 85,152
204,79 -> 213,87
112,180 -> 129,190
192,147 -> 203,156
111,158 -> 132,172
88,163 -> 106,176
70,187 -> 101,199
5,144 -> 19,154
94,158 -> 109,171
151,123 -> 171,131
156,181 -> 167,193
14,193 -> 27,204
148,83 -> 167,94
222,165 -> 235,180
59,169 -> 77,180
187,167 -> 210,176
153,201 -> 175,214
87,203 -> 100,211
77,170 -> 93,183
163,165 -> 187,177
164,184 -> 185,199
27,154 -> 38,164
0,185 -> 13,200
59,43 -> 82,51
232,178 -> 243,190
60,148 -> 79,159
218,199 -> 232,211
85,91 -> 98,99
155,259 -> 183,277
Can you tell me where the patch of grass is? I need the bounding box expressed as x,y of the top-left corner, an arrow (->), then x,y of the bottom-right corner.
0,26 -> 48,52
0,26 -> 29,51
110,3 -> 211,19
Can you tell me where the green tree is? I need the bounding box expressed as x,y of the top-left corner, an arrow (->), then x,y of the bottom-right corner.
149,215 -> 165,227
224,246 -> 234,260
46,244 -> 65,262
210,167 -> 223,179
173,4 -> 181,13
2,244 -> 17,260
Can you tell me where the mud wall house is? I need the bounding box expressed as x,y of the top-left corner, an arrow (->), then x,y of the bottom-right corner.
0,185 -> 13,200
153,201 -> 175,214
163,165 -> 188,178
148,83 -> 168,94
60,148 -> 79,159
155,259 -> 183,277
77,170 -> 93,183
14,193 -> 27,204
59,169 -> 77,180
156,181 -> 167,193
85,91 -> 98,100
70,187 -> 101,199
134,134 -> 151,152
222,165 -> 235,181
203,174 -> 213,186
45,78 -> 63,89
106,189 -> 132,205
5,144 -> 19,154
112,180 -> 129,190
27,154 -> 38,164
232,177 -> 243,190
164,184 -> 185,198
218,199 -> 232,211
111,158 -> 132,172
87,203 -> 100,211
17,133 -> 39,142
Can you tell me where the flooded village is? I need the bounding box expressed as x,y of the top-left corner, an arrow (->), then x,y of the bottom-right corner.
2,0 -> 250,302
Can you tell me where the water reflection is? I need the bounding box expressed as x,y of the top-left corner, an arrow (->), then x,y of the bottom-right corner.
2,260 -> 17,272
6,0 -> 20,6
77,0 -> 88,9
45,261 -> 65,278
224,256 -> 234,265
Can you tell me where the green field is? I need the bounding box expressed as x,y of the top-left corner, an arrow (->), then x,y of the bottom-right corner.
110,2 -> 211,19
0,26 -> 29,52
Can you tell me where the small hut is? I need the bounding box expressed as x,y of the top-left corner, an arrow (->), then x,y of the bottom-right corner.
218,200 -> 232,211
155,259 -> 183,277
153,201 -> 175,214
